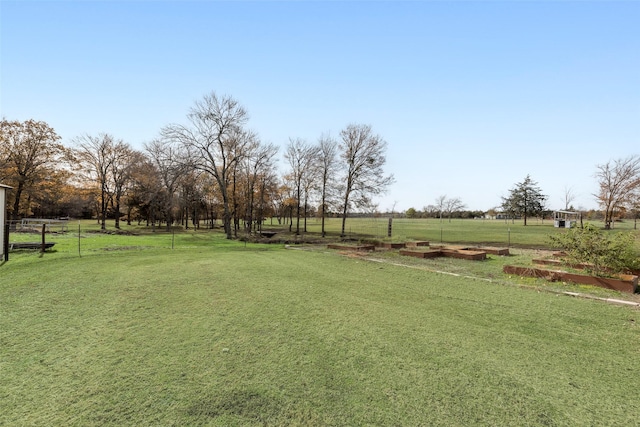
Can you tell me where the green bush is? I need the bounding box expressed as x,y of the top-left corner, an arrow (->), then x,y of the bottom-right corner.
548,223 -> 639,276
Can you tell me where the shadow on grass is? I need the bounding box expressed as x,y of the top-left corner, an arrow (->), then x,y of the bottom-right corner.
186,389 -> 282,421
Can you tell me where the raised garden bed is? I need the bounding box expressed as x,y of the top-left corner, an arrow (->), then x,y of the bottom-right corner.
380,242 -> 406,249
533,258 -> 591,270
432,245 -> 508,256
10,242 -> 56,251
430,245 -> 465,250
399,249 -> 442,259
441,249 -> 487,261
503,265 -> 638,294
480,247 -> 510,256
327,244 -> 375,252
405,241 -> 429,247
400,248 -> 487,261
534,258 -> 640,276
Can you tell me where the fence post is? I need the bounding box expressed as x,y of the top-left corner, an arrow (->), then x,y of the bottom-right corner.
41,223 -> 46,253
4,223 -> 8,261
387,218 -> 393,238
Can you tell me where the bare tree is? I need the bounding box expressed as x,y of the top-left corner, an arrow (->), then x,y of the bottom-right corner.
73,133 -> 119,230
301,155 -> 320,233
162,92 -> 252,239
179,171 -> 208,230
421,205 -> 435,218
145,138 -> 190,230
254,164 -> 279,232
0,119 -> 66,220
595,156 -> 640,229
242,141 -> 278,233
435,195 -> 447,222
272,180 -> 293,226
390,200 -> 398,216
338,124 -> 394,237
0,132 -> 10,184
226,132 -> 266,236
126,157 -> 164,226
284,138 -> 319,235
317,134 -> 340,237
562,185 -> 576,211
108,144 -> 144,229
444,197 -> 466,222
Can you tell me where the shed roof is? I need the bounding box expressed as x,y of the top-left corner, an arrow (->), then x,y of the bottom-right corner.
554,210 -> 579,214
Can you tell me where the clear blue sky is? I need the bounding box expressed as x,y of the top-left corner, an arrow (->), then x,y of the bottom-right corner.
2,0 -> 638,212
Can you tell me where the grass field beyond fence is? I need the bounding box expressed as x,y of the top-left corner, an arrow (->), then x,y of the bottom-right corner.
2,229 -> 640,426
266,216 -> 640,249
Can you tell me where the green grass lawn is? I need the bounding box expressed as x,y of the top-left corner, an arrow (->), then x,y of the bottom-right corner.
2,233 -> 639,426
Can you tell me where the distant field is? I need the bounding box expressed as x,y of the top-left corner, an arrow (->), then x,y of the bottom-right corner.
267,216 -> 640,249
2,232 -> 639,425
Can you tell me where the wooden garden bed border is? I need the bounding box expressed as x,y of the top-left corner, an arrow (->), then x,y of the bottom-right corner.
503,265 -> 638,294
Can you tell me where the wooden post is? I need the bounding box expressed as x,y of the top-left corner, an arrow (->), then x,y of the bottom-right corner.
3,223 -> 8,261
41,223 -> 46,253
0,184 -> 10,261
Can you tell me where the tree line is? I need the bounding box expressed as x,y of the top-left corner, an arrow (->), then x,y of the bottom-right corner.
3,92 -> 638,233
496,164 -> 640,229
406,165 -> 640,229
0,92 -> 394,239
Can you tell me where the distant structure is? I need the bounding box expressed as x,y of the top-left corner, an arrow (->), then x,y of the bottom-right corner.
553,210 -> 580,228
1,184 -> 12,261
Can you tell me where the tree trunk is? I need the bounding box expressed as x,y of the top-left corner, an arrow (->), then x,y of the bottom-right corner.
222,200 -> 233,239
340,196 -> 349,237
295,187 -> 301,235
114,197 -> 121,229
231,166 -> 238,237
11,179 -> 25,220
321,206 -> 326,237
100,184 -> 107,230
303,195 -> 308,233
321,185 -> 327,237
289,206 -> 293,232
165,196 -> 173,232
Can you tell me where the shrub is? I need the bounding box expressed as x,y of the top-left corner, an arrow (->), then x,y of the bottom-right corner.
548,223 -> 639,276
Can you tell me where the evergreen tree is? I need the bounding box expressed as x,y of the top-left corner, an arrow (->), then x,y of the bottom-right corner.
501,175 -> 547,226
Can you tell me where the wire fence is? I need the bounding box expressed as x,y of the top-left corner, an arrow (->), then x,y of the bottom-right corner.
3,216 -> 622,261
4,221 -> 209,260
296,217 -> 570,248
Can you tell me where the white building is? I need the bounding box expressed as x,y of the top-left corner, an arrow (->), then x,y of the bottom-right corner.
553,210 -> 580,228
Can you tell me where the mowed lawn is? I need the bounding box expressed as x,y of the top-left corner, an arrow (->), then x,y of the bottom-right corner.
1,241 -> 639,426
